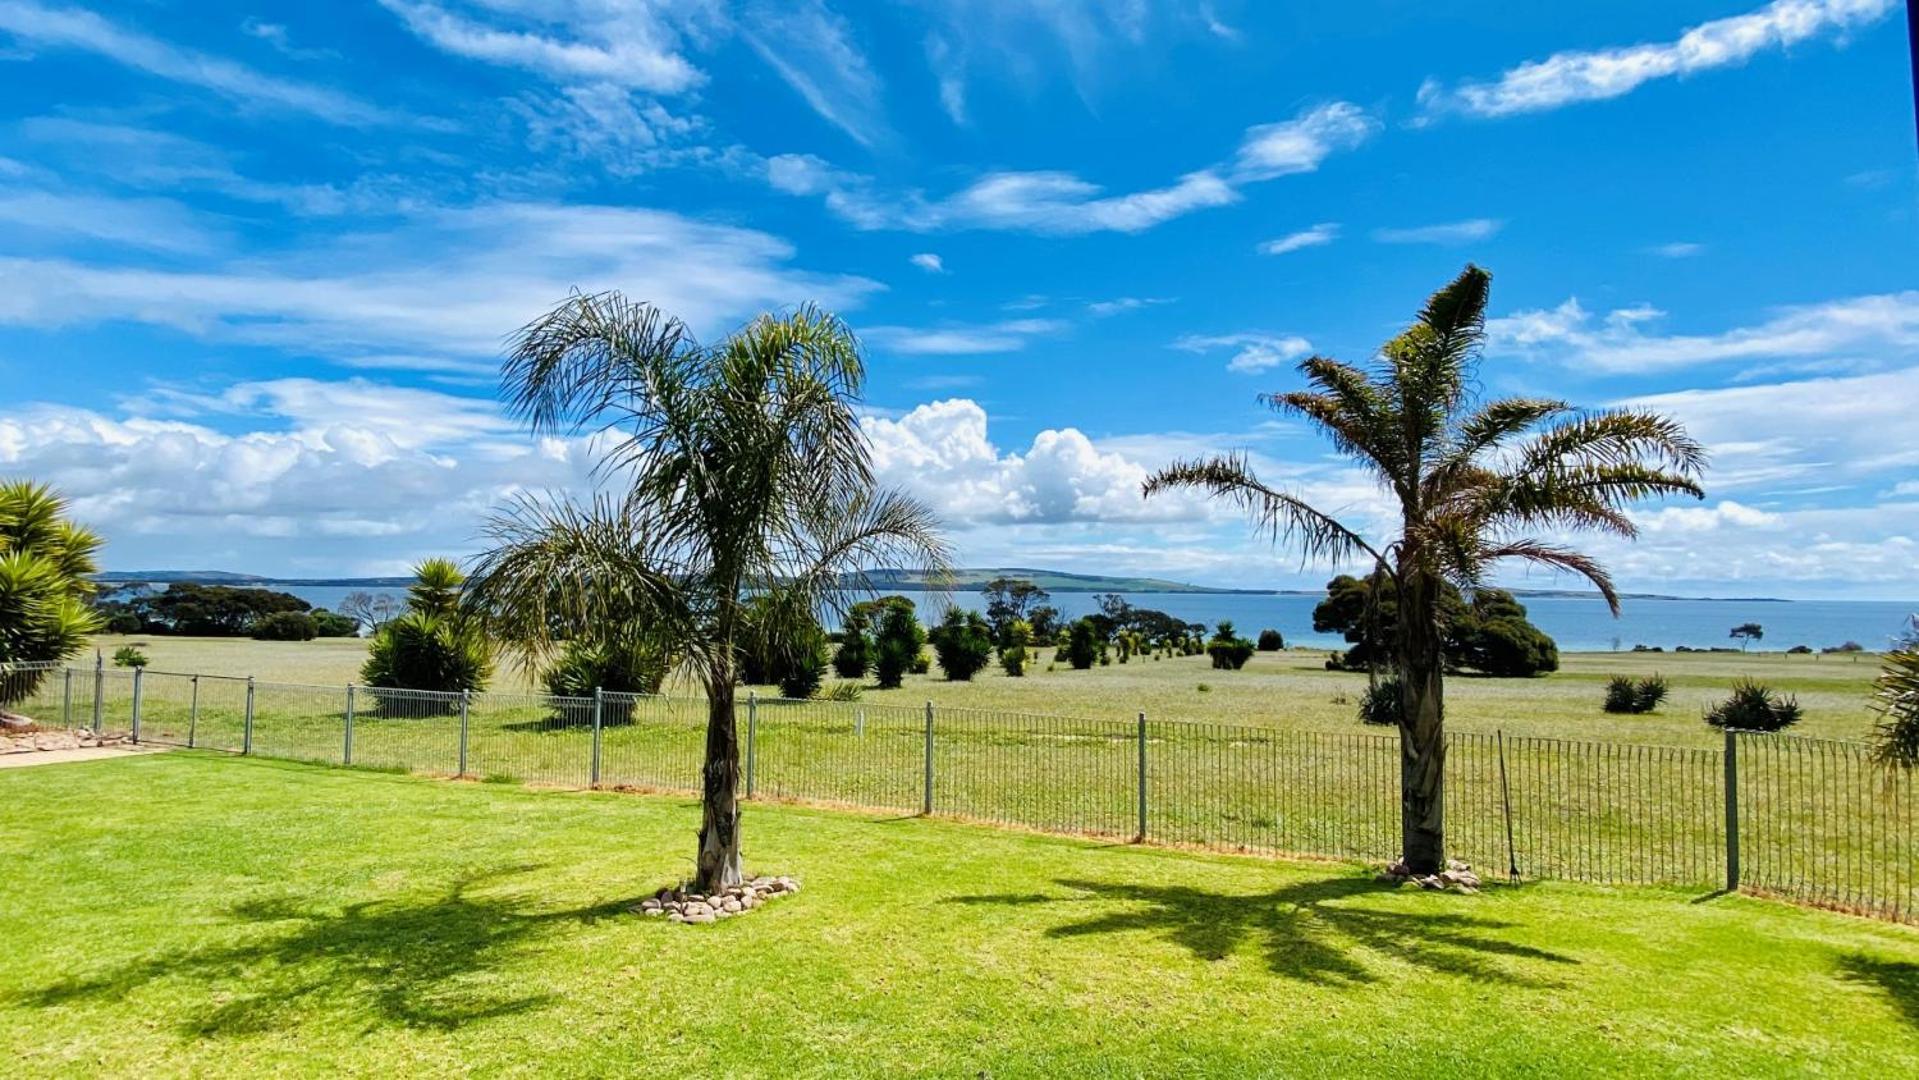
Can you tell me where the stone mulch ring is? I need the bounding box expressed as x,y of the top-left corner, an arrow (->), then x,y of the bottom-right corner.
632,876 -> 800,924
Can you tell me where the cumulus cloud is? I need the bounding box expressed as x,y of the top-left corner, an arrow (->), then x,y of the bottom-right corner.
1418,0 -> 1896,118
861,399 -> 1210,526
909,252 -> 945,273
767,100 -> 1376,235
1174,332 -> 1314,374
1489,291 -> 1919,373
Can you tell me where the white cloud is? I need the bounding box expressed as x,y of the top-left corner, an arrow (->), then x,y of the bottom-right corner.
510,83 -> 707,176
0,202 -> 881,359
1259,223 -> 1339,255
1419,0 -> 1896,118
862,318 -> 1067,356
1649,241 -> 1706,258
738,0 -> 887,146
1174,332 -> 1314,374
767,100 -> 1376,235
0,188 -> 218,254
0,0 -> 405,126
1086,297 -> 1171,317
1489,291 -> 1919,372
1619,367 -> 1919,489
241,18 -> 337,61
909,252 -> 945,273
861,399 -> 1210,526
377,0 -> 709,93
1372,218 -> 1503,245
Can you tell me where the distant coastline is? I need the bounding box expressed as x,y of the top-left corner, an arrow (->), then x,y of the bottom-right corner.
95,567 -> 1795,603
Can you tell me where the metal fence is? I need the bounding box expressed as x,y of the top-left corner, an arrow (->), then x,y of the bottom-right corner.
7,660 -> 1915,923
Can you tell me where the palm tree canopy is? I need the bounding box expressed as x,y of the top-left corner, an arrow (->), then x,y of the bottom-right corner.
469,293 -> 950,682
1145,265 -> 1705,612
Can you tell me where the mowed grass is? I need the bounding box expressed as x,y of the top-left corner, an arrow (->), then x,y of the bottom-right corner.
2,754 -> 1917,1077
92,633 -> 1885,746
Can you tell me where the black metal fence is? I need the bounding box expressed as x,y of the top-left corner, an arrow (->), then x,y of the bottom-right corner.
10,661 -> 1915,923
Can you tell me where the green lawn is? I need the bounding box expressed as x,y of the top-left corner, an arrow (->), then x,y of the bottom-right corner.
88,633 -> 1886,746
3,754 -> 1917,1076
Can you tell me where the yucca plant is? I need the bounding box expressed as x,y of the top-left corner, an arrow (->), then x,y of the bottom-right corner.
1704,679 -> 1801,732
360,559 -> 493,707
1869,617 -> 1919,768
1145,265 -> 1704,873
0,481 -> 103,706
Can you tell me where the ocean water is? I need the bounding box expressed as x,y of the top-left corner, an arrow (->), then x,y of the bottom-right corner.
260,584 -> 1915,653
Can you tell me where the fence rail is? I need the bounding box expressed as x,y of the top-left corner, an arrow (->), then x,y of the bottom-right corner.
6,660 -> 1914,922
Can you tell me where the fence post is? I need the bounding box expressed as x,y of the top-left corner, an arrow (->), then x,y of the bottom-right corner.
1723,729 -> 1741,892
458,690 -> 471,778
130,665 -> 143,744
242,676 -> 255,755
343,684 -> 356,766
922,701 -> 935,815
744,691 -> 757,799
62,667 -> 72,728
590,687 -> 604,788
1496,731 -> 1518,880
91,655 -> 103,737
1136,711 -> 1148,842
188,675 -> 199,749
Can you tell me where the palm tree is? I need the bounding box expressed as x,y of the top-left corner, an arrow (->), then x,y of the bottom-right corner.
0,481 -> 103,704
1144,266 -> 1705,874
469,295 -> 949,891
1869,616 -> 1919,769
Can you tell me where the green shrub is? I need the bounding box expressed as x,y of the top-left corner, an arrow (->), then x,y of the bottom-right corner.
1000,644 -> 1027,677
1704,679 -> 1802,732
1205,621 -> 1255,670
1603,674 -> 1669,714
251,611 -> 317,641
541,636 -> 669,698
361,611 -> 492,697
1786,644 -> 1812,655
1359,678 -> 1402,726
832,615 -> 871,678
112,644 -> 148,669
779,644 -> 828,699
309,609 -> 360,637
930,608 -> 994,681
822,681 -> 863,702
873,601 -> 923,689
1256,628 -> 1284,651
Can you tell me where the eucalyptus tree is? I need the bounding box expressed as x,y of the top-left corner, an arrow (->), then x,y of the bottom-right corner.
1145,266 -> 1705,873
469,296 -> 949,891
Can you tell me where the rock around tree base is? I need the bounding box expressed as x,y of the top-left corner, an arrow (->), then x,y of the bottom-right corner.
1377,859 -> 1481,894
632,876 -> 800,924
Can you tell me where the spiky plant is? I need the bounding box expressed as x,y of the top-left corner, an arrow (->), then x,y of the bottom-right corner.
468,296 -> 949,891
1144,265 -> 1705,873
1869,617 -> 1919,769
0,481 -> 103,705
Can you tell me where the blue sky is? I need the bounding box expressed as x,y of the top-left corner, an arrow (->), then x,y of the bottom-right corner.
0,0 -> 1914,597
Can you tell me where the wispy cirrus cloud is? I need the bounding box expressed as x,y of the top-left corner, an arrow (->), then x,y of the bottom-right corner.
0,0 -> 407,126
862,318 -> 1068,355
1489,291 -> 1919,373
1418,0 -> 1897,119
1259,223 -> 1339,255
1372,218 -> 1503,245
1173,332 -> 1314,374
738,0 -> 888,146
767,101 -> 1378,235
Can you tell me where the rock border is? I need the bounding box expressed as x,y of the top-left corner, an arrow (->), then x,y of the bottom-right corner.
1377,858 -> 1482,893
632,876 -> 800,924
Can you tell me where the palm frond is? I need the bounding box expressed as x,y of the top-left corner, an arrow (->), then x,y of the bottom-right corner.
1143,455 -> 1381,568
1870,648 -> 1919,769
1480,539 -> 1620,614
501,291 -> 695,435
1517,408 -> 1708,480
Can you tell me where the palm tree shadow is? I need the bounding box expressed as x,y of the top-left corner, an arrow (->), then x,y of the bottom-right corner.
12,864 -> 646,1035
1837,954 -> 1919,1030
953,874 -> 1577,987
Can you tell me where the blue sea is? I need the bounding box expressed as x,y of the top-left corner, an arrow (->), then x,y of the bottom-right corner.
261,584 -> 1915,653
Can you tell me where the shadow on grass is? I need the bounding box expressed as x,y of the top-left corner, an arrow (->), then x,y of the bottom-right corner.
952,874 -> 1576,987
12,864 -> 650,1035
1838,954 -> 1919,1030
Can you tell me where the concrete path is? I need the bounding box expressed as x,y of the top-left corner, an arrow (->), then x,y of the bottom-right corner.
0,745 -> 166,769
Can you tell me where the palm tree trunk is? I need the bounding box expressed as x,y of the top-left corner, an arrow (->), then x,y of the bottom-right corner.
1397,571 -> 1447,874
695,673 -> 744,892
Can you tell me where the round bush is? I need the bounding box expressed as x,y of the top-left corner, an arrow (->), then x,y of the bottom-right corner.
251,611 -> 317,641
1256,629 -> 1284,651
1359,678 -> 1402,726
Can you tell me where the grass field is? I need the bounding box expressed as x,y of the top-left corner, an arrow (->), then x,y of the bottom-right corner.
3,753 -> 1916,1076
89,633 -> 1887,746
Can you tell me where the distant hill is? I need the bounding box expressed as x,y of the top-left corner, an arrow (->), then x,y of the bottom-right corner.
848,567 -> 1270,594
98,566 -> 1269,595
